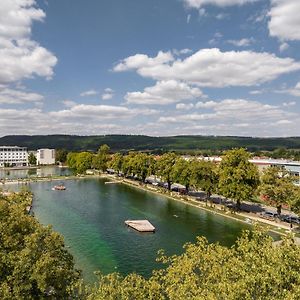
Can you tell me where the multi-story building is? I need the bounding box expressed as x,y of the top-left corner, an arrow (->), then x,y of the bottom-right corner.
36,148 -> 55,165
0,146 -> 28,167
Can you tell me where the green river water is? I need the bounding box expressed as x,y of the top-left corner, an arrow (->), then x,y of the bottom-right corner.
15,177 -> 256,282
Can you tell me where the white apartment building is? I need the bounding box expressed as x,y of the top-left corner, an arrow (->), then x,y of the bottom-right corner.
36,149 -> 55,165
0,146 -> 28,167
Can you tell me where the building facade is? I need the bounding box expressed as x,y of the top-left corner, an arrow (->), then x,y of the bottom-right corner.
36,149 -> 55,165
0,146 -> 28,167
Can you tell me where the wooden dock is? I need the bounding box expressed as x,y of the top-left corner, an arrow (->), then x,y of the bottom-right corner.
125,220 -> 155,232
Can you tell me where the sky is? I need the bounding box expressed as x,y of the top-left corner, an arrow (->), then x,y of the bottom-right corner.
0,0 -> 300,137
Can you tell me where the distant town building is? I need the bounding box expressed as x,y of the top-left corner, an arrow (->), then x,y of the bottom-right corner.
0,146 -> 28,167
36,148 -> 55,165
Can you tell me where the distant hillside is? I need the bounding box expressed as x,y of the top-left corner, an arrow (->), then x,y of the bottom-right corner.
1,135 -> 300,152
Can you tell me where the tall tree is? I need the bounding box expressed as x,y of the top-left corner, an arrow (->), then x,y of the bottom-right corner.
218,148 -> 259,210
259,166 -> 299,215
156,153 -> 177,190
190,160 -> 218,204
92,144 -> 110,172
109,152 -> 123,174
55,149 -> 68,163
28,152 -> 37,166
171,158 -> 191,192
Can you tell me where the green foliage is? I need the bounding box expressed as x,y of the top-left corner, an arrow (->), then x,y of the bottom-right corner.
93,144 -> 111,172
0,191 -> 79,299
156,153 -> 177,190
171,158 -> 192,191
85,229 -> 300,300
259,166 -> 300,215
110,153 -> 123,173
28,152 -> 37,165
218,148 -> 260,209
55,149 -> 68,163
67,152 -> 93,174
4,134 -> 300,153
190,160 -> 218,201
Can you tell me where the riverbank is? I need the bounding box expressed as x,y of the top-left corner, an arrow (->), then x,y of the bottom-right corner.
103,174 -> 298,237
2,173 -> 298,237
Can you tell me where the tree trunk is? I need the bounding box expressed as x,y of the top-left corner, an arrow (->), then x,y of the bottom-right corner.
236,199 -> 241,211
168,181 -> 171,190
277,204 -> 282,216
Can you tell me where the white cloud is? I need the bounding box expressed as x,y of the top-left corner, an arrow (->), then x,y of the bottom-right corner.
268,0 -> 300,41
291,82 -> 300,96
114,48 -> 300,88
249,90 -> 263,95
157,98 -> 297,136
0,0 -> 57,85
80,89 -> 98,97
176,103 -> 194,110
279,42 -> 289,52
195,100 -> 218,108
62,100 -> 76,108
282,101 -> 296,107
125,80 -> 204,105
183,0 -> 258,9
0,87 -> 43,104
114,51 -> 174,72
101,88 -> 114,100
227,38 -> 254,47
187,14 -> 191,23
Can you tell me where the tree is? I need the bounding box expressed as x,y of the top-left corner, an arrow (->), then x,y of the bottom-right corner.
131,153 -> 154,182
55,149 -> 68,164
156,153 -> 177,190
218,148 -> 259,210
110,153 -> 123,174
92,144 -> 110,172
86,228 -> 300,299
259,166 -> 299,215
28,153 -> 36,166
0,191 -> 80,299
190,160 -> 218,205
171,158 -> 192,192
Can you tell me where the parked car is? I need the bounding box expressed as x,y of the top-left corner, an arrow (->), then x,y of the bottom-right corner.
280,215 -> 300,224
260,211 -> 278,220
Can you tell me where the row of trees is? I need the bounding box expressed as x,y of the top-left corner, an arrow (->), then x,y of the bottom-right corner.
67,147 -> 300,215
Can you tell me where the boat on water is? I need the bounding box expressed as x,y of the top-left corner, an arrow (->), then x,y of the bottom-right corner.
52,184 -> 66,191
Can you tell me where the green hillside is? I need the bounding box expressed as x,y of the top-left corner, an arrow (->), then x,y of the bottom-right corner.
1,135 -> 300,152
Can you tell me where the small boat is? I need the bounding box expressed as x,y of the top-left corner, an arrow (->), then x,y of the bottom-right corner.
52,184 -> 66,191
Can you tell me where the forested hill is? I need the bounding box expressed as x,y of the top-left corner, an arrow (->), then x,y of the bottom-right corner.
1,135 -> 300,152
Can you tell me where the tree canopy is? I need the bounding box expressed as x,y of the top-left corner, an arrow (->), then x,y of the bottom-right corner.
0,190 -> 80,299
218,148 -> 260,209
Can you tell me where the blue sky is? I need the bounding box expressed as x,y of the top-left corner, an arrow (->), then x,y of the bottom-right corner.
0,0 -> 300,137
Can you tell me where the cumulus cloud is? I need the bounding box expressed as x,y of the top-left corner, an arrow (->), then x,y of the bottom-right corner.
114,51 -> 174,72
101,88 -> 114,100
125,80 -> 204,105
0,87 -> 43,104
268,0 -> 300,41
0,0 -> 57,85
114,48 -> 300,88
282,101 -> 296,107
80,89 -> 98,97
157,98 -> 297,136
183,0 -> 258,9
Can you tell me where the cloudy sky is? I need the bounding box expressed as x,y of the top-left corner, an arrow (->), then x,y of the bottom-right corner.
0,0 -> 300,137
